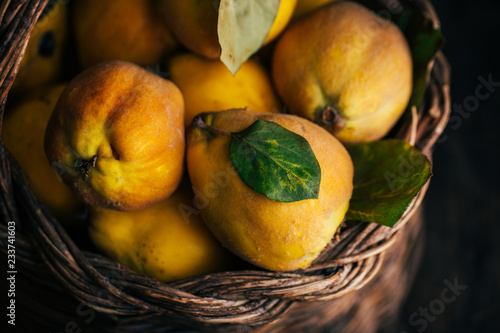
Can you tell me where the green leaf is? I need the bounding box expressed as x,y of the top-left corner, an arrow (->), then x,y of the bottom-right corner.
345,139 -> 431,227
218,0 -> 280,75
229,120 -> 321,203
395,9 -> 444,120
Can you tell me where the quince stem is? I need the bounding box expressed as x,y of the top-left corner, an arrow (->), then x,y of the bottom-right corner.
75,155 -> 98,182
321,106 -> 345,133
192,114 -> 231,137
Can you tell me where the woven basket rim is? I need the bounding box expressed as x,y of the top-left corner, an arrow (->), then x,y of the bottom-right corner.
0,0 -> 451,329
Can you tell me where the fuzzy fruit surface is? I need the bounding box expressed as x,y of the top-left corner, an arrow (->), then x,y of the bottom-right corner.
168,53 -> 282,126
89,180 -> 235,282
187,108 -> 353,271
273,1 -> 412,145
44,61 -> 185,211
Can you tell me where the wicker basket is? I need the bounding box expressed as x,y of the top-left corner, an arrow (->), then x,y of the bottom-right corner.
0,0 -> 450,332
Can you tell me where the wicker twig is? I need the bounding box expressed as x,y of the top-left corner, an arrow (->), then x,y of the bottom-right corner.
0,0 -> 450,331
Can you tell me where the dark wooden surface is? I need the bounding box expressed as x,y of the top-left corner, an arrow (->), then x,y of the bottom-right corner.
384,0 -> 500,332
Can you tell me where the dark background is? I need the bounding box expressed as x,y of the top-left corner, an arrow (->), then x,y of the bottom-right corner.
391,0 -> 500,332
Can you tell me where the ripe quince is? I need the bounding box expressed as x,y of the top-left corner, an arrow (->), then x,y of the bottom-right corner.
168,53 -> 282,126
187,108 -> 353,271
44,61 -> 185,211
292,0 -> 337,19
11,1 -> 68,93
89,180 -> 234,282
73,0 -> 178,68
157,0 -> 297,59
273,1 -> 413,145
3,85 -> 83,222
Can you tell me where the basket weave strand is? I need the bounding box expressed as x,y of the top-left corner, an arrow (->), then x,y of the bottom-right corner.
0,0 -> 450,331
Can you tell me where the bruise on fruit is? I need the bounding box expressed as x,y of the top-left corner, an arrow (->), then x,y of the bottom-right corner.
38,31 -> 56,57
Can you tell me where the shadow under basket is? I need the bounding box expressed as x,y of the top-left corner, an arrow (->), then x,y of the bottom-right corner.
0,0 -> 450,332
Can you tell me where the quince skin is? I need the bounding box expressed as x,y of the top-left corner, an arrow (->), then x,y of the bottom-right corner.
168,53 -> 282,126
273,1 -> 412,145
187,108 -> 353,271
89,180 -> 235,282
44,61 -> 185,211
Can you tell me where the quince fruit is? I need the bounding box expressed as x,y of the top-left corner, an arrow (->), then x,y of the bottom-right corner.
273,1 -> 413,145
157,0 -> 297,59
168,53 -> 282,126
89,180 -> 234,282
73,0 -> 178,68
265,0 -> 299,43
44,61 -> 185,211
187,108 -> 353,271
11,1 -> 68,93
292,0 -> 337,19
3,85 -> 83,222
